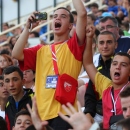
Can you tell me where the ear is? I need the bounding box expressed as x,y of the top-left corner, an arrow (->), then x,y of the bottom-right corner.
69,23 -> 73,30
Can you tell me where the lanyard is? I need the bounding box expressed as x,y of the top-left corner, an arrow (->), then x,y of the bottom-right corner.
50,41 -> 67,75
111,81 -> 129,115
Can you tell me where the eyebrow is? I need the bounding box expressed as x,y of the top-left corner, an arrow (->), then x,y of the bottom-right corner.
112,61 -> 129,64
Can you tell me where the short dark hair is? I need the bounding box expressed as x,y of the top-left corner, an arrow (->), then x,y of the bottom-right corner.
90,3 -> 99,8
87,14 -> 96,21
117,118 -> 130,129
3,66 -> 23,79
0,116 -> 7,130
71,11 -> 77,16
14,110 -> 31,125
54,7 -> 74,23
99,16 -> 118,27
114,52 -> 130,63
97,31 -> 117,43
120,86 -> 130,98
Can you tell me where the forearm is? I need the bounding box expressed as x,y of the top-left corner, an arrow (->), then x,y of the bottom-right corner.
83,37 -> 93,67
12,27 -> 29,60
72,0 -> 86,16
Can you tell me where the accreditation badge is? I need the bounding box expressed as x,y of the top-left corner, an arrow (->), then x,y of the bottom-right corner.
46,75 -> 58,89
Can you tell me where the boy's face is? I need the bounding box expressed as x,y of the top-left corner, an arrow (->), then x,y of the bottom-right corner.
97,34 -> 117,58
0,56 -> 11,69
23,69 -> 35,83
0,79 -> 9,99
121,96 -> 130,119
52,9 -> 73,35
87,16 -> 94,25
110,55 -> 130,85
13,115 -> 32,130
108,0 -> 116,6
4,71 -> 24,97
90,7 -> 98,14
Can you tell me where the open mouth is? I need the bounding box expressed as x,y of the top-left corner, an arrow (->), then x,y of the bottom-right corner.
55,22 -> 61,28
114,72 -> 120,77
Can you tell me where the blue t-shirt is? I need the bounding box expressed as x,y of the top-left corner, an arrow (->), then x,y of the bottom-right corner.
115,36 -> 130,53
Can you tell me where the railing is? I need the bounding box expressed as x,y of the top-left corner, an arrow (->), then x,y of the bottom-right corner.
0,0 -> 106,46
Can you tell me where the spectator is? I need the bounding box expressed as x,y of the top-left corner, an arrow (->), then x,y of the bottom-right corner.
83,25 -> 129,129
4,66 -> 34,130
23,69 -> 35,91
12,0 -> 87,129
87,14 -> 96,25
120,86 -> 130,119
71,11 -> 77,26
0,54 -> 13,75
108,0 -> 128,19
84,31 -> 116,124
12,110 -> 33,130
29,31 -> 39,38
98,16 -> 130,53
2,23 -> 13,37
121,22 -> 130,36
89,3 -> 99,17
0,75 -> 9,119
0,116 -> 8,130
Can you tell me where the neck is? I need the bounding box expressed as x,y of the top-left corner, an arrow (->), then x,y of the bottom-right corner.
112,81 -> 129,90
13,89 -> 24,102
101,56 -> 112,62
54,33 -> 70,43
0,99 -> 7,111
24,81 -> 34,89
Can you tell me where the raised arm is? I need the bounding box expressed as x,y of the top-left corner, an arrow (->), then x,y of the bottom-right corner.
73,0 -> 87,45
83,25 -> 97,85
12,12 -> 39,61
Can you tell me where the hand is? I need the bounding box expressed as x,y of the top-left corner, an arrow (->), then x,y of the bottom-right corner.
86,113 -> 94,123
25,12 -> 40,30
58,101 -> 92,130
27,96 -> 48,130
86,25 -> 95,38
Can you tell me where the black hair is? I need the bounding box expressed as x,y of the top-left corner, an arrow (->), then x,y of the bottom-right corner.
14,110 -> 31,125
97,31 -> 117,42
87,14 -> 96,21
0,49 -> 11,56
120,86 -> 130,98
117,118 -> 130,130
3,66 -> 23,79
54,7 -> 74,23
30,31 -> 39,37
114,52 -> 130,62
0,116 -> 8,130
71,11 -> 77,16
89,3 -> 99,8
99,16 -> 118,27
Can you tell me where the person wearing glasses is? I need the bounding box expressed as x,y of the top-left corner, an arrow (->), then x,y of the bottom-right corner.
98,16 -> 130,53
